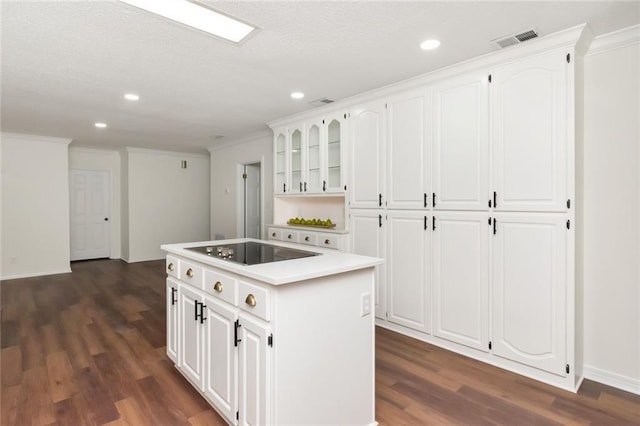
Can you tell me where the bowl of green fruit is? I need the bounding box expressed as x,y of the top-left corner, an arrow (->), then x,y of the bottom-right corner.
287,217 -> 335,228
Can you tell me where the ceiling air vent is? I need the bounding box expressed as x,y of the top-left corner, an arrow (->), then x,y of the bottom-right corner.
492,28 -> 540,49
309,97 -> 334,107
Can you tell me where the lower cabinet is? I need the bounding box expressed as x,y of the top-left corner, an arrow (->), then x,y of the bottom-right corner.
238,313 -> 270,426
166,278 -> 179,363
491,214 -> 568,376
386,210 -> 431,334
179,283 -> 205,389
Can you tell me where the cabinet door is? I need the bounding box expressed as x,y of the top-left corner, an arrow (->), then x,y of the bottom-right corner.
491,214 -> 567,375
350,100 -> 385,208
290,126 -> 305,193
179,284 -> 204,389
273,129 -> 288,194
491,50 -> 568,212
166,278 -> 180,363
433,74 -> 489,211
203,296 -> 238,424
432,212 -> 489,351
350,209 -> 386,319
238,314 -> 271,426
386,88 -> 430,209
324,112 -> 348,193
387,211 -> 431,333
305,119 -> 323,193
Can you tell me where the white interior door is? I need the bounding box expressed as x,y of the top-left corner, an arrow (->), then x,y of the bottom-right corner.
244,163 -> 261,239
70,169 -> 110,261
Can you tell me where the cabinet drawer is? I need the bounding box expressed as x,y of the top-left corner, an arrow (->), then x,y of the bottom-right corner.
282,230 -> 299,243
166,255 -> 180,278
317,233 -> 339,250
267,228 -> 282,241
204,269 -> 238,306
238,281 -> 271,321
298,232 -> 318,246
180,260 -> 204,290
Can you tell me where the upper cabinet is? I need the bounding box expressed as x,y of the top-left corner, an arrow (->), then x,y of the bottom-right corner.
432,73 -> 489,211
349,100 -> 386,209
490,50 -> 569,212
272,114 -> 347,195
386,88 -> 431,210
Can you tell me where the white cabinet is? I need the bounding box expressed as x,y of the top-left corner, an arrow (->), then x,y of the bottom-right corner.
238,313 -> 271,426
386,88 -> 431,210
203,295 -> 238,424
490,50 -> 568,212
179,283 -> 205,389
267,225 -> 349,252
350,209 -> 386,319
432,73 -> 489,211
166,277 -> 179,363
491,214 -> 568,375
274,128 -> 288,194
290,125 -> 304,193
323,112 -> 348,193
305,118 -> 323,193
349,99 -> 386,209
386,211 -> 431,333
432,212 -> 489,351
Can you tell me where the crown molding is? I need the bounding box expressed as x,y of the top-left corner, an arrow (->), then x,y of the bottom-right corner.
1,132 -> 72,145
124,146 -> 209,159
208,129 -> 272,152
587,24 -> 640,56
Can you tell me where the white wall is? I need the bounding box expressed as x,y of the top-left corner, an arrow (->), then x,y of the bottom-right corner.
583,32 -> 640,391
209,132 -> 273,240
68,147 -> 122,259
1,133 -> 72,279
125,148 -> 210,262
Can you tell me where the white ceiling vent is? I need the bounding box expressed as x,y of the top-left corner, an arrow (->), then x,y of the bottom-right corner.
309,97 -> 334,107
492,28 -> 540,49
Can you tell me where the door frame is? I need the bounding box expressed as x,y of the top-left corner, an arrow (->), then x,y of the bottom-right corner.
236,158 -> 265,239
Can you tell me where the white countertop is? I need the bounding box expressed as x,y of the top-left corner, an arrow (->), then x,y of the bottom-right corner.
161,238 -> 382,285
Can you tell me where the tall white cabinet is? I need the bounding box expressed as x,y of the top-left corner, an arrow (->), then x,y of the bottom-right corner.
272,25 -> 590,392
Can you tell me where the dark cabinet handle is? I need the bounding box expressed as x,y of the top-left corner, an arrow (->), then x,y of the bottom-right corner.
432,193 -> 436,208
304,182 -> 307,192
424,216 -> 427,230
234,320 -> 242,347
104,218 -> 109,221
379,214 -> 382,228
171,287 -> 177,305
489,199 -> 492,208
424,193 -> 427,208
200,303 -> 207,324
493,218 -> 497,235
379,194 -> 382,207
194,300 -> 200,321
283,183 -> 286,193
432,216 -> 436,231
493,191 -> 497,208
300,182 -> 303,192
323,181 -> 326,192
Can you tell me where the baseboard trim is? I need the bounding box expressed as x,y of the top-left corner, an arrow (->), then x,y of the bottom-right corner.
583,365 -> 640,395
0,268 -> 72,281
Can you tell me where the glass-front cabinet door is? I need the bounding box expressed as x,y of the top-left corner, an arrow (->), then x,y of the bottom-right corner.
324,113 -> 347,192
274,130 -> 288,194
290,127 -> 304,193
306,121 -> 322,193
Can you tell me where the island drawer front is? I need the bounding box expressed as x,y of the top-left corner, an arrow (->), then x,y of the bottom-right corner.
166,256 -> 180,278
180,260 -> 205,290
299,232 -> 318,246
204,269 -> 238,306
317,233 -> 339,250
268,227 -> 282,241
238,281 -> 270,321
282,230 -> 299,243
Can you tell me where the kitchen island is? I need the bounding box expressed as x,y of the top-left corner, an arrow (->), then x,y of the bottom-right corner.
161,238 -> 382,426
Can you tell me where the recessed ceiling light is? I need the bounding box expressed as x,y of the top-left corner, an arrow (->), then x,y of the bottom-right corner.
420,39 -> 441,50
291,92 -> 305,99
95,122 -> 107,128
124,93 -> 140,101
119,0 -> 256,43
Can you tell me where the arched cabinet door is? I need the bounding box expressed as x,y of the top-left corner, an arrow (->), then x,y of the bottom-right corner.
490,49 -> 569,212
273,129 -> 288,194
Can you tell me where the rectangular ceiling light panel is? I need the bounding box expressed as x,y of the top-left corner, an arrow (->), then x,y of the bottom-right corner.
120,0 -> 255,43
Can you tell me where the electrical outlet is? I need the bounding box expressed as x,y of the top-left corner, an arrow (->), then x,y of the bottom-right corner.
361,293 -> 371,317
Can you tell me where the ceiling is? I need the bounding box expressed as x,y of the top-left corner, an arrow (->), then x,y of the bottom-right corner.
2,1 -> 639,154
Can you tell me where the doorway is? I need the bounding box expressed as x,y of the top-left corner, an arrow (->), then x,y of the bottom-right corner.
242,162 -> 261,239
69,169 -> 110,260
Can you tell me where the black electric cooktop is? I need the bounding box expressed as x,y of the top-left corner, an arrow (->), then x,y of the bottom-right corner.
185,241 -> 320,266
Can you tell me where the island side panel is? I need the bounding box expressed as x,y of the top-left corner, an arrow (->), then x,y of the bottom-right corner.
272,267 -> 376,426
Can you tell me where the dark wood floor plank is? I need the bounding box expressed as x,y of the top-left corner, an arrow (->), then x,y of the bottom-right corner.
2,258 -> 639,426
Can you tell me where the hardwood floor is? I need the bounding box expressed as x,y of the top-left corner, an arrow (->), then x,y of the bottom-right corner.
2,259 -> 639,425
